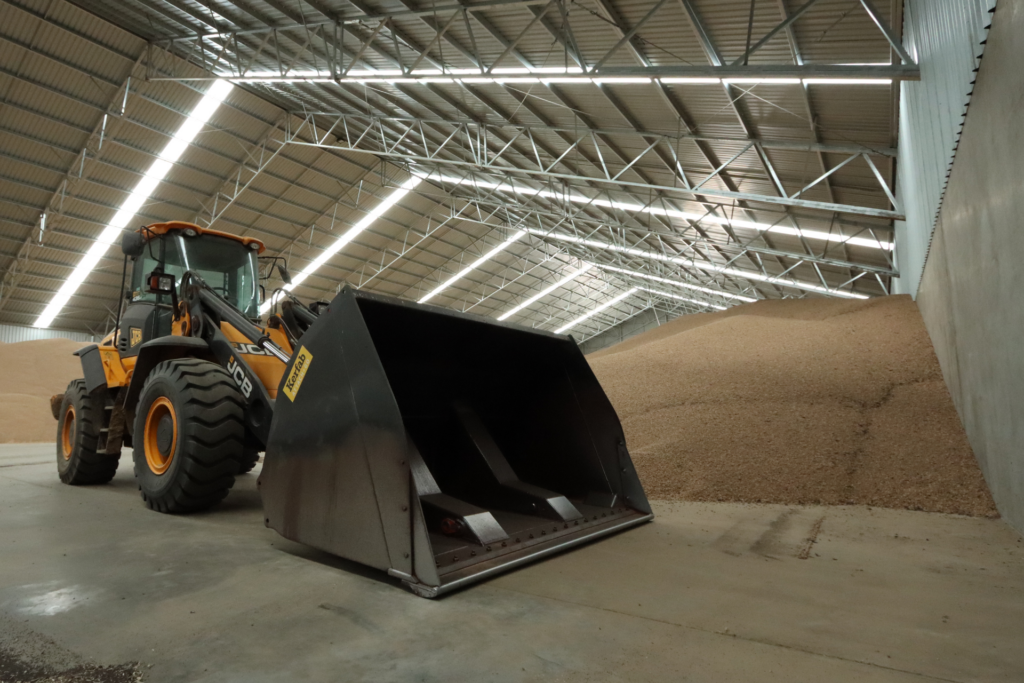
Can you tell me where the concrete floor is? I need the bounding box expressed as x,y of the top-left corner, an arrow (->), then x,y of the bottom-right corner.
1,444 -> 1022,683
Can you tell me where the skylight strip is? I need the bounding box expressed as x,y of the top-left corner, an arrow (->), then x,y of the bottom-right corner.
260,175 -> 422,314
418,229 -> 527,304
34,80 -> 234,329
496,263 -> 593,321
555,288 -> 638,334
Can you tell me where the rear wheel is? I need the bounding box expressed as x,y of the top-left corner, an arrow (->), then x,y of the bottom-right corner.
56,380 -> 119,485
132,359 -> 244,513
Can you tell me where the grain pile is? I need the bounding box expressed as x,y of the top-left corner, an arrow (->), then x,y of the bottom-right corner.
588,295 -> 998,517
0,338 -> 89,443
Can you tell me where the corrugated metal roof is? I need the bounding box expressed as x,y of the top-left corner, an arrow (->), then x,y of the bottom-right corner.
0,0 -> 909,337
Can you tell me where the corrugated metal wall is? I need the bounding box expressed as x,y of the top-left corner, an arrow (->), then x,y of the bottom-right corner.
579,308 -> 664,355
0,324 -> 96,344
894,0 -> 997,296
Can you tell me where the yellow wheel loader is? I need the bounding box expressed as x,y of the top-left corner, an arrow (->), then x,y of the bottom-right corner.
53,221 -> 652,597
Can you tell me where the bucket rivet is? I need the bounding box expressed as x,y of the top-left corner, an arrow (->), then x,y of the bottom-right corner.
515,538 -> 520,543
541,531 -> 546,536
401,505 -> 408,512
404,553 -> 409,559
486,546 -> 492,551
563,524 -> 568,529
471,551 -> 477,557
574,521 -> 578,526
552,526 -> 557,532
502,542 -> 508,547
529,534 -> 534,539
453,556 -> 458,562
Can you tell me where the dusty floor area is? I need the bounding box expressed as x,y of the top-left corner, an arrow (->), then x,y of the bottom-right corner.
589,295 -> 997,516
1,444 -> 1021,683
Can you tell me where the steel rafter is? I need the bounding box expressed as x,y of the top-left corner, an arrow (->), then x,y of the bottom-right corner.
147,3 -> 918,81
140,0 -> 901,223
288,111 -> 895,157
285,113 -> 901,219
134,0 -> 897,309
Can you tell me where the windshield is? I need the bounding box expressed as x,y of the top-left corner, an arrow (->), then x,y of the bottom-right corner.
131,233 -> 260,318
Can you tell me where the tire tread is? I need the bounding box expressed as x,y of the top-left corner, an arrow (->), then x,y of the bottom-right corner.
57,379 -> 119,485
132,359 -> 245,513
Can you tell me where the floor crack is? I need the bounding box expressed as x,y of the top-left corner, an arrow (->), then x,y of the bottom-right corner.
494,586 -> 967,683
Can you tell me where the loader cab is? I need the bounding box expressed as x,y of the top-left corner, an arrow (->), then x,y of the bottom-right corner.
117,223 -> 262,356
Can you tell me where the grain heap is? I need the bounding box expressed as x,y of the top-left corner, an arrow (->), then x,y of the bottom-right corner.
588,295 -> 997,517
0,338 -> 88,443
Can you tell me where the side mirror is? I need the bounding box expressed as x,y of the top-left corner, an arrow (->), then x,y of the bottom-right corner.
277,263 -> 293,285
121,231 -> 145,258
146,270 -> 176,295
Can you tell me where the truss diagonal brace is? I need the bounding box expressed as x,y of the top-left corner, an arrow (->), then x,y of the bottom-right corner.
194,114 -> 290,229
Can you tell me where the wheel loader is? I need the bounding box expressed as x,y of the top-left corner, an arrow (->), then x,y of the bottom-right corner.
53,220 -> 652,597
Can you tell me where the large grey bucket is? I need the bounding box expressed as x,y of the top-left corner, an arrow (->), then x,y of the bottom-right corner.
259,288 -> 652,597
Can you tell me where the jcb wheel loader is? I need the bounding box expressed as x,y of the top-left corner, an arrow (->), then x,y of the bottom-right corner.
53,221 -> 652,597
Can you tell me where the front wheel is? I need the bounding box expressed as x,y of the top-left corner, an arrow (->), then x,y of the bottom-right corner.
132,359 -> 245,513
56,380 -> 119,485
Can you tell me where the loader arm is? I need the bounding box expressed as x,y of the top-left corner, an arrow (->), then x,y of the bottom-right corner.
181,273 -> 291,448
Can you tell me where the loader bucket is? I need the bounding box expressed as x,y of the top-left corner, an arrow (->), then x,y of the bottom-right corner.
258,288 -> 652,597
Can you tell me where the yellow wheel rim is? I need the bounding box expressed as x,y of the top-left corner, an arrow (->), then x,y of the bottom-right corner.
61,405 -> 75,460
144,396 -> 177,475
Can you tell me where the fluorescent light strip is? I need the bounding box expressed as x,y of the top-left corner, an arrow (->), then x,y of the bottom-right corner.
240,67 -> 587,78
415,173 -> 893,251
233,76 -> 891,86
530,229 -> 868,299
659,77 -> 721,84
803,79 -> 893,85
497,263 -> 593,321
641,287 -> 727,311
418,229 -> 527,304
34,81 -> 234,329
260,175 -> 422,314
231,68 -> 889,87
555,288 -> 638,334
596,264 -> 756,302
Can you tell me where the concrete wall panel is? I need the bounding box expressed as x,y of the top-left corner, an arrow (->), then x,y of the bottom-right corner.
917,0 -> 1024,532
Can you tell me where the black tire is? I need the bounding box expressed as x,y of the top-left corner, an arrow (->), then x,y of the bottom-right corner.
132,358 -> 244,513
56,379 -> 120,485
237,448 -> 261,474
